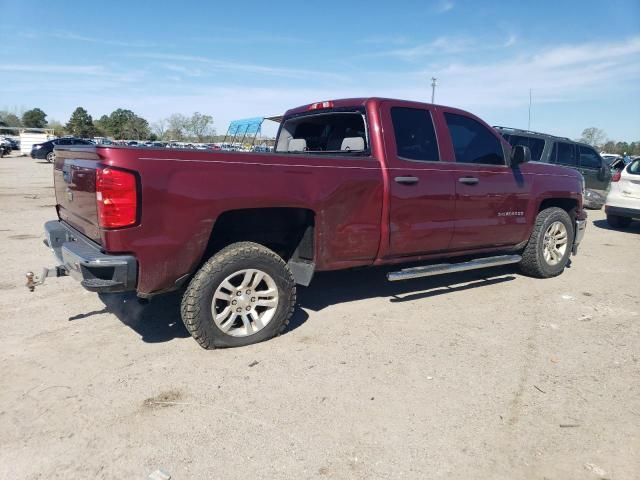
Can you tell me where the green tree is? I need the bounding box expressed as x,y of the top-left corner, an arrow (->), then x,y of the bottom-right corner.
186,112 -> 215,141
66,107 -> 96,138
22,108 -> 47,128
615,142 -> 630,155
47,119 -> 66,136
101,109 -> 150,140
579,127 -> 607,147
0,111 -> 22,128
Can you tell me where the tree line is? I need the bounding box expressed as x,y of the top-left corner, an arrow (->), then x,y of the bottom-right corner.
0,107 -> 217,142
579,127 -> 640,155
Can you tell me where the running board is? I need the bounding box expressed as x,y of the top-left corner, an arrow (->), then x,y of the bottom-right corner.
387,254 -> 522,282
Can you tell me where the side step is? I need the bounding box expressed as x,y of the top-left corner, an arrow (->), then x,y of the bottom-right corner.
387,254 -> 522,282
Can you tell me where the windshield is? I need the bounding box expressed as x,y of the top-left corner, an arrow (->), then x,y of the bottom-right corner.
275,111 -> 368,155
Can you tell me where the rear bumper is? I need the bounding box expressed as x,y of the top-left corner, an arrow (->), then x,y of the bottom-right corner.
572,218 -> 587,255
44,220 -> 137,293
605,205 -> 640,219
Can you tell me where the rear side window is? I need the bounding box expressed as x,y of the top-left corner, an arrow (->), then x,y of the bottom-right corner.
578,146 -> 602,169
390,107 -> 439,162
628,159 -> 640,175
444,113 -> 504,165
504,134 -> 545,161
551,142 -> 577,167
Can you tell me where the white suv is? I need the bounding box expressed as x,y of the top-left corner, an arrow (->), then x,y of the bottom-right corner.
605,159 -> 640,228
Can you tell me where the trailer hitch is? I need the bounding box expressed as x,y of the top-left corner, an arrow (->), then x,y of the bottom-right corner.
26,266 -> 68,292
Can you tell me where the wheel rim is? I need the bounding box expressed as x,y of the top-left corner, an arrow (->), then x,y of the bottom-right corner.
47,152 -> 55,162
211,269 -> 279,337
543,221 -> 568,266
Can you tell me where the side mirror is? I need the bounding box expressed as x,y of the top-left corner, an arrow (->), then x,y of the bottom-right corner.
511,145 -> 531,167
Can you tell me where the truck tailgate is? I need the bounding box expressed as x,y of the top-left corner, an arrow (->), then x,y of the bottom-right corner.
53,146 -> 102,243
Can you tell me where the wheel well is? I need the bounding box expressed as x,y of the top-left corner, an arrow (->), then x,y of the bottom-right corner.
201,208 -> 315,265
538,198 -> 578,221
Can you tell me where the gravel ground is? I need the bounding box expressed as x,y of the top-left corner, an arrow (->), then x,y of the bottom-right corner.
0,154 -> 638,480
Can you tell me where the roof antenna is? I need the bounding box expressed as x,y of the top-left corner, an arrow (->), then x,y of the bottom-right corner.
528,88 -> 532,130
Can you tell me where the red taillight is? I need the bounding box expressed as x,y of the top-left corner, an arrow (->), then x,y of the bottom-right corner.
308,101 -> 334,110
612,171 -> 621,182
96,167 -> 138,229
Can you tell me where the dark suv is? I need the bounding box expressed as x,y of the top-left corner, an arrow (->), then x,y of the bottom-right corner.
31,138 -> 94,163
495,127 -> 611,209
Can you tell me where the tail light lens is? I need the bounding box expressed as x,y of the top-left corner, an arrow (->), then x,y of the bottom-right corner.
96,167 -> 138,228
612,171 -> 621,182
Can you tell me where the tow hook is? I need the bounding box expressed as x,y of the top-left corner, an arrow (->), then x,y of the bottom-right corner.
26,266 -> 68,292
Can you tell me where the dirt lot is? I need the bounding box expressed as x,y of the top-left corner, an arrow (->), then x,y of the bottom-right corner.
0,153 -> 638,480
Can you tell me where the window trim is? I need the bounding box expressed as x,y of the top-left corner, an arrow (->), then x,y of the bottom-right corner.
390,106 -> 441,164
444,112 -> 507,167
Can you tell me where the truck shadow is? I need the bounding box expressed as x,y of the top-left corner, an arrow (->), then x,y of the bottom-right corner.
93,266 -> 517,344
298,265 -> 517,312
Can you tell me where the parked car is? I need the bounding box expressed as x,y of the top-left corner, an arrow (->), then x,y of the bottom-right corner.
0,139 -> 11,157
31,138 -> 94,163
495,126 -> 611,209
1,137 -> 19,150
29,97 -> 587,349
601,154 -> 626,173
605,158 -> 640,228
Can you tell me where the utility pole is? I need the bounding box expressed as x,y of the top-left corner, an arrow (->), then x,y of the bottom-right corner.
431,77 -> 437,104
528,88 -> 532,130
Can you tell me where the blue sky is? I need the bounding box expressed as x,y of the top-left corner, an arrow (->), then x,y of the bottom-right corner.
1,0 -> 639,140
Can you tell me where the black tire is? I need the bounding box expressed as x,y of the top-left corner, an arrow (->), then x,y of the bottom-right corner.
180,242 -> 296,349
46,151 -> 55,163
606,214 -> 632,229
519,207 -> 574,278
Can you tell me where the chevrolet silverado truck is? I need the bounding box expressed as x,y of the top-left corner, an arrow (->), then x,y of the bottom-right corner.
28,98 -> 587,349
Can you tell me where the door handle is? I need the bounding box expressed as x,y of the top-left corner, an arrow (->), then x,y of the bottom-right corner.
394,176 -> 419,185
458,177 -> 479,185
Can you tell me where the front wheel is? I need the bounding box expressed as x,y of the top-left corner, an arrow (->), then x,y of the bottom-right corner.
181,242 -> 296,349
46,151 -> 55,163
519,207 -> 574,278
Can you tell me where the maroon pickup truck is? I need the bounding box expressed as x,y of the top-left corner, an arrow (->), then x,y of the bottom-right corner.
29,98 -> 587,348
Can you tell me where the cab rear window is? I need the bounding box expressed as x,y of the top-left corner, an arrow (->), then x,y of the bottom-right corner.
275,111 -> 368,155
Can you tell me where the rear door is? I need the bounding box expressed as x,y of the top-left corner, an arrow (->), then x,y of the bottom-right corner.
442,110 -> 532,250
381,101 -> 456,257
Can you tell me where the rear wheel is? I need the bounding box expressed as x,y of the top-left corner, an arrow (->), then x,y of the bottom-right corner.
181,242 -> 296,349
606,214 -> 632,229
519,207 -> 574,278
46,151 -> 55,163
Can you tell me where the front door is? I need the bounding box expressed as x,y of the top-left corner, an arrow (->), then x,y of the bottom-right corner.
440,110 -> 533,251
381,102 -> 456,257
577,144 -> 610,193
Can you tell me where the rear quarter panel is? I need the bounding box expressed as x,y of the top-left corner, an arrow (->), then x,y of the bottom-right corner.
100,148 -> 383,295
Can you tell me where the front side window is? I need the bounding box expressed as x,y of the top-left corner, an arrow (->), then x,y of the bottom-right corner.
504,134 -> 545,162
390,107 -> 439,162
444,113 -> 504,165
578,146 -> 602,169
551,142 -> 577,167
